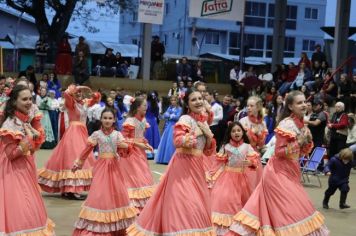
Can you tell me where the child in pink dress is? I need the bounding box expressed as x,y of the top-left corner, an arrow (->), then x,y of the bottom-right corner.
227,91 -> 329,236
72,108 -> 138,235
0,85 -> 55,235
127,89 -> 216,236
239,96 -> 267,189
209,122 -> 259,235
120,97 -> 155,210
38,85 -> 100,199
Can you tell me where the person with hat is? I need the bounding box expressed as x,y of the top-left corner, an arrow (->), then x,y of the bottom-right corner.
305,99 -> 328,171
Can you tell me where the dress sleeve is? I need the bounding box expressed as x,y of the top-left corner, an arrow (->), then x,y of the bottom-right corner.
64,85 -> 77,111
75,132 -> 98,166
173,122 -> 197,149
1,132 -> 32,160
246,145 -> 260,169
203,138 -> 216,156
116,131 -> 132,157
121,121 -> 135,139
30,111 -> 46,149
274,125 -> 300,159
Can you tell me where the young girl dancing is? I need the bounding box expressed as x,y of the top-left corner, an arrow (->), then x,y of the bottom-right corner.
38,85 -> 101,199
0,85 -> 55,235
72,108 -> 138,235
120,97 -> 155,210
209,121 -> 259,235
127,89 -> 216,236
227,91 -> 329,236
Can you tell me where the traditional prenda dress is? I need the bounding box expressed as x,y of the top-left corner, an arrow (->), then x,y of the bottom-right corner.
120,116 -> 155,210
38,85 -> 99,194
72,129 -> 138,235
127,113 -> 216,236
227,115 -> 329,236
155,105 -> 182,164
239,115 -> 267,189
0,111 -> 55,235
209,140 -> 259,236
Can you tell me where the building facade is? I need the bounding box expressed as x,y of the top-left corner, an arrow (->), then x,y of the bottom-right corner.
119,0 -> 327,60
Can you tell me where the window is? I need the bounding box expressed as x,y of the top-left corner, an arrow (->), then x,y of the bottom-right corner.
245,1 -> 266,27
305,8 -> 318,20
245,34 -> 264,57
131,11 -> 138,22
229,32 -> 240,55
132,39 -> 138,45
266,36 -> 295,57
303,39 -> 316,51
268,4 -> 297,29
165,3 -> 170,15
205,32 -> 220,45
164,34 -> 168,46
284,37 -> 295,57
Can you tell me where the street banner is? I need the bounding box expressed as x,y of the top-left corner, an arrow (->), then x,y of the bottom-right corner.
138,0 -> 165,24
189,0 -> 245,22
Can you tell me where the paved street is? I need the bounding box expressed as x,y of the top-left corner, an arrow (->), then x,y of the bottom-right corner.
36,150 -> 356,236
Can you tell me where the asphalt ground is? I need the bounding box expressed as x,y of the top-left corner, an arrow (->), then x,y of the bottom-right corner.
35,149 -> 356,236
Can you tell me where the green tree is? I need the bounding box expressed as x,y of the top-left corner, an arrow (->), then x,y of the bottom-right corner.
2,0 -> 135,61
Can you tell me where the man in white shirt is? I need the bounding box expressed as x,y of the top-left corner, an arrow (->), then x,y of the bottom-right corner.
229,63 -> 243,98
206,89 -> 223,150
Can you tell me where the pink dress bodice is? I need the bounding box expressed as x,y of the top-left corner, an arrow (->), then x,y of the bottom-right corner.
122,117 -> 149,140
224,143 -> 257,168
64,91 -> 88,123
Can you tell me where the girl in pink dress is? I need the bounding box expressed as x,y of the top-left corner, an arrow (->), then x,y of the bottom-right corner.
0,85 -> 55,235
72,108 -> 138,236
120,97 -> 155,210
239,96 -> 267,189
209,122 -> 259,236
227,91 -> 329,236
127,89 -> 216,236
38,85 -> 100,200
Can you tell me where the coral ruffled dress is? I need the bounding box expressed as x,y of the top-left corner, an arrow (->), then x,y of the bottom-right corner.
72,129 -> 138,235
209,140 -> 259,236
227,115 -> 329,236
239,115 -> 267,189
38,85 -> 96,193
127,113 -> 216,236
0,112 -> 55,235
120,116 -> 155,209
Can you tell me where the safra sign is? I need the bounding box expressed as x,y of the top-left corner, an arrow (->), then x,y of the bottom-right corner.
138,0 -> 165,25
190,0 -> 245,22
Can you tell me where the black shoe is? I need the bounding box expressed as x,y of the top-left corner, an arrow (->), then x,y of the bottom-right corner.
71,193 -> 86,200
323,203 -> 329,209
340,204 -> 350,209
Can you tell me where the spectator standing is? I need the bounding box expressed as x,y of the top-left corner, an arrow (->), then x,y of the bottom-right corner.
311,44 -> 326,65
193,60 -> 205,82
151,36 -> 165,80
229,63 -> 243,98
350,75 -> 356,113
167,81 -> 179,97
176,57 -> 192,83
35,34 -> 49,73
206,90 -> 223,149
328,102 -> 349,157
338,73 -> 352,113
55,34 -> 72,75
74,36 -> 90,58
306,100 -> 327,170
18,65 -> 37,89
298,52 -> 311,69
73,51 -> 89,85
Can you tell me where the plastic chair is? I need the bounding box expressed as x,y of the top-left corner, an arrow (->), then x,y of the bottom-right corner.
300,147 -> 326,187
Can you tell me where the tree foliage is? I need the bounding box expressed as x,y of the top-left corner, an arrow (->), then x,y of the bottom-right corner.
0,0 -> 136,60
